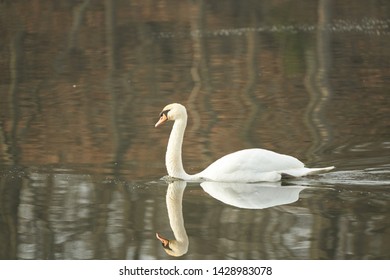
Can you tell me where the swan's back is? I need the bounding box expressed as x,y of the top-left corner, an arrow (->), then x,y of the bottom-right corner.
197,148 -> 304,182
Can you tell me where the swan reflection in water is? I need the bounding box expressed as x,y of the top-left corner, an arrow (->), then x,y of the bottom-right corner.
156,180 -> 306,257
156,180 -> 188,257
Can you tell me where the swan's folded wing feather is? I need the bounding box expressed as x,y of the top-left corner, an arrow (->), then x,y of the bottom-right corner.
282,166 -> 335,177
197,148 -> 304,182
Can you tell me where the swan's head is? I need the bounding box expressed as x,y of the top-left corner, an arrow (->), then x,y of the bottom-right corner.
155,103 -> 187,127
156,232 -> 188,257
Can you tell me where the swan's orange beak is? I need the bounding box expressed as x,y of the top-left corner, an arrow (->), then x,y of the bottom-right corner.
156,232 -> 170,248
155,114 -> 168,127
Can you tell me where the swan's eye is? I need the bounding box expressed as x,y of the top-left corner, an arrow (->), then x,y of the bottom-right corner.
161,109 -> 170,118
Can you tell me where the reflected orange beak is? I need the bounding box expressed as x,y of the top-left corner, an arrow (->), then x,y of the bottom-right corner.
155,114 -> 168,127
156,232 -> 170,247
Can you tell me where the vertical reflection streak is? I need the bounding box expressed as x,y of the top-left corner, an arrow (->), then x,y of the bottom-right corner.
304,0 -> 333,161
8,31 -> 25,165
187,1 -> 204,133
187,0 -> 215,163
240,9 -> 260,147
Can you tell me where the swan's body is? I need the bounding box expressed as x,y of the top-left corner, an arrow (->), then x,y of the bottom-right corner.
155,103 -> 334,182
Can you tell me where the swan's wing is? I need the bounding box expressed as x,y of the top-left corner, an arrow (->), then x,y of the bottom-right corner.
197,149 -> 304,182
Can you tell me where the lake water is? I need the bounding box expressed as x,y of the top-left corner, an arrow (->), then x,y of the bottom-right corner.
0,1 -> 389,260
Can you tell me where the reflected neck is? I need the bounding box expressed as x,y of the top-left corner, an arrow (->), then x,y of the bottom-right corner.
167,182 -> 188,245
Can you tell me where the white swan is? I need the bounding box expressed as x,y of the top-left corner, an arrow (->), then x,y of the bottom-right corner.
155,103 -> 334,182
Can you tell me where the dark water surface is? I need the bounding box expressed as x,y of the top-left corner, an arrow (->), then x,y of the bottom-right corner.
1,1 -> 389,259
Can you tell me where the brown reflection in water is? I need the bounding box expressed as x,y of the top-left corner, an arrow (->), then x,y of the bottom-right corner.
0,172 -> 22,259
0,0 -> 389,260
304,0 -> 333,162
1,1 -> 389,176
4,171 -> 166,260
0,171 -> 389,259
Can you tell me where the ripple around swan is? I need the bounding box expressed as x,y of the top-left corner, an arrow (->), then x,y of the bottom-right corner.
291,165 -> 390,187
155,18 -> 390,38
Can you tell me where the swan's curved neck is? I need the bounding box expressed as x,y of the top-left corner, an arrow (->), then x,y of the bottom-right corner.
166,116 -> 191,179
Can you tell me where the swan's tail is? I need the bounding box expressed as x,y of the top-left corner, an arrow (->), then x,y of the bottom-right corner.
282,166 -> 335,178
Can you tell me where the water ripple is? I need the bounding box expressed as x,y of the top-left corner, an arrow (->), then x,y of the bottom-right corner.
292,165 -> 390,187
156,18 -> 390,38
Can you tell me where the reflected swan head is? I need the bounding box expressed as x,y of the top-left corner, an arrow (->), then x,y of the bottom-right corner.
155,103 -> 187,127
156,232 -> 188,257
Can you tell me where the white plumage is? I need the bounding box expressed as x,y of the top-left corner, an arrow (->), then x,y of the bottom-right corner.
200,181 -> 306,209
155,103 -> 334,182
